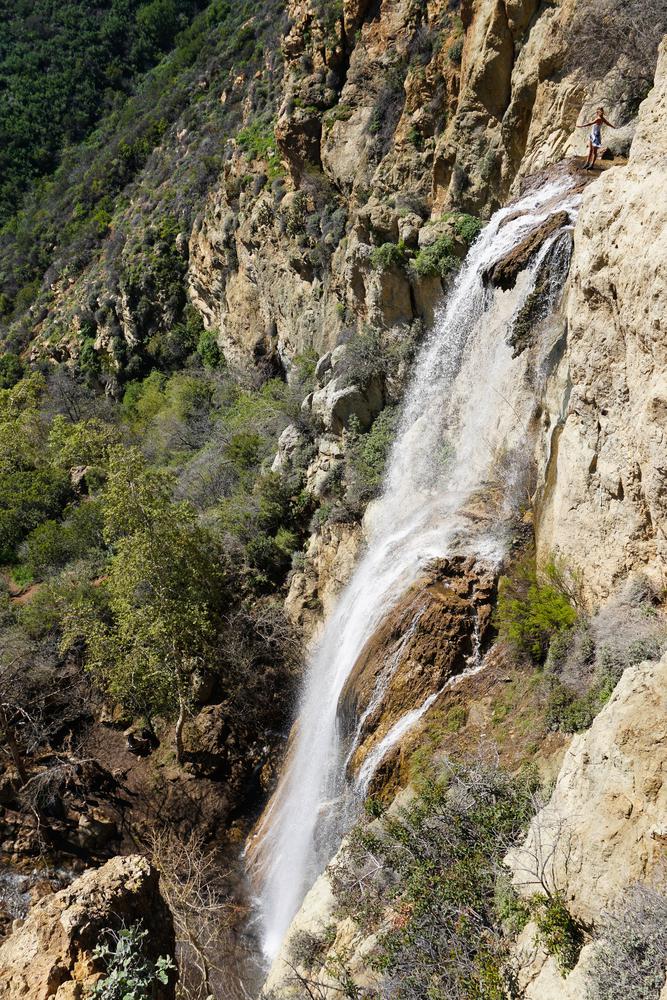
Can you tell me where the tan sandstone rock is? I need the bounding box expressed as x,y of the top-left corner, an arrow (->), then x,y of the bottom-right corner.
536,40 -> 667,600
506,652 -> 667,997
0,855 -> 175,1000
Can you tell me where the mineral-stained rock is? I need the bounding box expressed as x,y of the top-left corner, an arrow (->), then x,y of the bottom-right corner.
341,556 -> 496,774
483,211 -> 570,290
0,855 -> 175,1000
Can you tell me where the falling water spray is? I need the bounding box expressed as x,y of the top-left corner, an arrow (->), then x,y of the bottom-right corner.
249,179 -> 581,962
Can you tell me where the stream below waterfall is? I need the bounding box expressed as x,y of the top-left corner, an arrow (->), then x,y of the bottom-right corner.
248,177 -> 581,966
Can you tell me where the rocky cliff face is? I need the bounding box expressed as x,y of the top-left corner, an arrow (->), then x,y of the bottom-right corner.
507,651 -> 667,998
186,0 -> 643,375
253,18 -> 667,1000
536,37 -> 667,601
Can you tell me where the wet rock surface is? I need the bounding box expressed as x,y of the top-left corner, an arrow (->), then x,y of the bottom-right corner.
483,211 -> 571,290
341,556 -> 496,775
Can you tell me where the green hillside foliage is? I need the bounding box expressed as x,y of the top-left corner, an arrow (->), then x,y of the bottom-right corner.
0,356 -> 311,768
0,0 -> 207,225
0,0 -> 287,361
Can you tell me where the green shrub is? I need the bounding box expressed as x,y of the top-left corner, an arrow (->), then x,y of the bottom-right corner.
227,432 -> 264,474
495,555 -> 579,662
18,561 -> 107,640
452,213 -> 483,243
90,922 -> 174,1000
0,468 -> 72,563
48,416 -> 120,469
531,894 -> 585,975
494,874 -> 531,936
448,37 -> 464,64
23,501 -> 105,578
406,125 -> 423,149
344,407 -> 398,515
412,235 -> 458,278
586,882 -> 667,1000
236,118 -> 284,178
323,104 -> 353,130
0,355 -> 24,389
330,756 -> 538,999
290,349 -> 319,393
369,241 -> 408,271
546,637 -> 662,733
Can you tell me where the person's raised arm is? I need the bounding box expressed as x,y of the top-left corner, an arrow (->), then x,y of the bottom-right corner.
602,116 -> 616,128
576,119 -> 598,127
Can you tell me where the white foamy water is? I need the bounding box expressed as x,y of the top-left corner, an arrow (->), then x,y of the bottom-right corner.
249,180 -> 580,962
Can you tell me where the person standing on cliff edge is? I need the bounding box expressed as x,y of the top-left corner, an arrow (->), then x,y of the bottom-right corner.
577,107 -> 617,170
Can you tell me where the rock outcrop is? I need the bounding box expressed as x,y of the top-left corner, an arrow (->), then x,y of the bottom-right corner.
483,210 -> 571,290
285,521 -> 362,639
536,39 -> 667,601
506,652 -> 667,998
0,855 -> 175,1000
187,0 -> 650,373
340,556 -> 495,775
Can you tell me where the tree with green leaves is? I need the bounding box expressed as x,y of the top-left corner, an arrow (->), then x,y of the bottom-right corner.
62,446 -> 229,762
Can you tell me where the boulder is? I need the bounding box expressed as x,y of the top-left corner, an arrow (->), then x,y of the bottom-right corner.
310,377 -> 384,434
0,855 -> 176,1000
271,423 -> 306,473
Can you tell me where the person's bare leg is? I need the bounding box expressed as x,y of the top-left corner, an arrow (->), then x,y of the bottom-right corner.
592,146 -> 599,169
584,140 -> 593,168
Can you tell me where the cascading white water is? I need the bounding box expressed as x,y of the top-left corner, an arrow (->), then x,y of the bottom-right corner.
250,180 -> 580,962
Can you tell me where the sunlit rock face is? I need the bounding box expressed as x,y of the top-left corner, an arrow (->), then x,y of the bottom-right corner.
536,40 -> 667,601
0,856 -> 175,1000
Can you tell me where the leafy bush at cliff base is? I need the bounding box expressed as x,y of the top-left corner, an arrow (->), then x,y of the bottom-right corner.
326,756 -> 538,1000
495,554 -> 580,662
586,882 -> 667,1000
91,922 -> 175,1000
530,893 -> 585,974
0,371 -> 77,562
545,585 -> 666,733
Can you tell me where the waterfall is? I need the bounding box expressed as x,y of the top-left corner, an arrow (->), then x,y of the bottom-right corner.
249,179 -> 581,963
